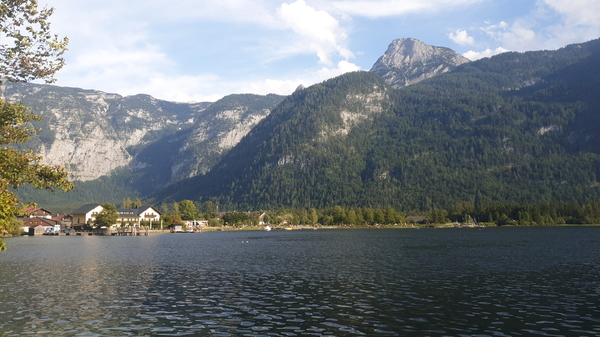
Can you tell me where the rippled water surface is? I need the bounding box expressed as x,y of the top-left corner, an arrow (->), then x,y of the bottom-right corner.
1,227 -> 599,336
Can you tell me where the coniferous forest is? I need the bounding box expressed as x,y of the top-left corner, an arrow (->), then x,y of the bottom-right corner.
154,200 -> 600,227
155,38 -> 600,212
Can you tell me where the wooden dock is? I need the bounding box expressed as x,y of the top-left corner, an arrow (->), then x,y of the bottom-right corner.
42,228 -> 150,236
113,227 -> 149,236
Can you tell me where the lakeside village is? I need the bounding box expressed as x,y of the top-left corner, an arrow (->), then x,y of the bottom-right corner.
19,204 -> 246,236
19,203 -> 326,236
17,203 -> 492,237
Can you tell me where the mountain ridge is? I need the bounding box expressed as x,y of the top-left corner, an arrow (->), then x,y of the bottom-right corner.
11,37 -> 600,212
155,38 -> 600,210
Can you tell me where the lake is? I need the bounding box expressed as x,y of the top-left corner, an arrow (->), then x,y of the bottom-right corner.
0,227 -> 599,336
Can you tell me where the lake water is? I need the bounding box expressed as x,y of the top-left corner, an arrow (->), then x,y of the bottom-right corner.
0,227 -> 599,336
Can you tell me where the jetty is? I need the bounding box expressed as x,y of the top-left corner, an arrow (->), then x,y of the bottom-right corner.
114,227 -> 149,236
41,227 -> 150,236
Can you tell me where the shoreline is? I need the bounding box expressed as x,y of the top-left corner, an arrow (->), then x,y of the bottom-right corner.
8,223 -> 600,239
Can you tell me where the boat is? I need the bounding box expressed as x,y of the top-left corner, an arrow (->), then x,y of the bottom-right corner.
264,225 -> 271,231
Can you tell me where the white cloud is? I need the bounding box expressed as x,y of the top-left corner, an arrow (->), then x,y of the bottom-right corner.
61,50 -> 363,103
243,78 -> 306,97
60,45 -> 223,102
476,2 -> 600,53
45,0 -> 361,102
463,47 -> 510,60
501,24 -> 537,51
44,0 -> 600,105
543,0 -> 600,27
50,0 -> 279,27
330,0 -> 486,18
539,0 -> 600,49
315,60 -> 361,80
277,0 -> 353,64
140,74 -> 225,103
239,60 -> 362,98
479,20 -> 539,51
448,29 -> 475,46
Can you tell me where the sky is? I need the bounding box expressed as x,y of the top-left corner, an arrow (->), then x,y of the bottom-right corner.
40,0 -> 600,102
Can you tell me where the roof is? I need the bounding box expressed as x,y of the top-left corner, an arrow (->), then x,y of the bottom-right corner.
21,207 -> 53,215
117,208 -> 139,215
22,217 -> 58,226
117,206 -> 162,216
52,214 -> 73,221
71,204 -> 162,216
137,206 -> 162,215
71,204 -> 102,215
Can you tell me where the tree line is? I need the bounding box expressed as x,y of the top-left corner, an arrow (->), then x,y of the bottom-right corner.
155,199 -> 600,227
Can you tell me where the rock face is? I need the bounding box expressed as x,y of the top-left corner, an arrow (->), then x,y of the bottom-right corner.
370,38 -> 470,88
2,83 -> 206,182
1,83 -> 283,187
143,94 -> 285,182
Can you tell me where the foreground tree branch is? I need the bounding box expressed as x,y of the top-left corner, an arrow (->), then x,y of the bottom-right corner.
0,0 -> 71,250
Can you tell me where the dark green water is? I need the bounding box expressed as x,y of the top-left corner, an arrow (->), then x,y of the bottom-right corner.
0,227 -> 599,336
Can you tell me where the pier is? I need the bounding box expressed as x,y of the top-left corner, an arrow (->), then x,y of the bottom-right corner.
42,227 -> 150,236
114,227 -> 149,236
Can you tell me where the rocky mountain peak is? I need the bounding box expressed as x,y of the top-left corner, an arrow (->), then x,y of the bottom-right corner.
370,38 -> 470,88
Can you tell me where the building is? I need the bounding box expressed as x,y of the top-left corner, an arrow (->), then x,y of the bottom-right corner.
168,223 -> 183,232
70,204 -> 162,228
184,220 -> 208,231
22,217 -> 60,234
19,207 -> 53,219
52,214 -> 73,227
71,204 -> 104,229
117,206 -> 161,227
28,224 -> 47,236
406,216 -> 427,223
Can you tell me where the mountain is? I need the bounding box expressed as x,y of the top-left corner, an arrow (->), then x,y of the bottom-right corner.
370,38 -> 470,88
5,84 -> 284,211
8,38 -> 469,212
156,72 -> 390,208
11,37 -> 600,212
156,38 -> 600,211
166,94 -> 285,181
2,83 -> 210,182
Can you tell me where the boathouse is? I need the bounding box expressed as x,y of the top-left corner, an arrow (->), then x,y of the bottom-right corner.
28,224 -> 46,236
22,217 -> 60,234
169,223 -> 183,232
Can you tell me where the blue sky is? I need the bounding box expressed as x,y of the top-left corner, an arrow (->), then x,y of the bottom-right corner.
43,0 -> 600,102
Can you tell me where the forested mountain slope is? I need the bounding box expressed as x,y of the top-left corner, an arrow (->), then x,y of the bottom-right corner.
156,38 -> 600,211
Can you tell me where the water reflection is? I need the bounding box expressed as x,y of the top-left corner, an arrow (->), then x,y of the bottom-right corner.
0,228 -> 599,336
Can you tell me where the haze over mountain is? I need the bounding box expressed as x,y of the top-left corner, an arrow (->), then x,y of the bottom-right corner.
11,38 -> 600,212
